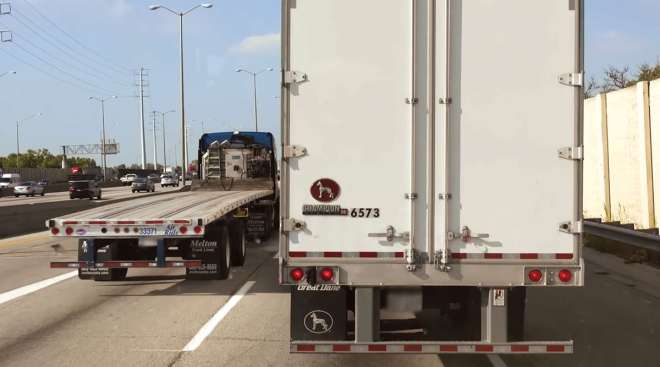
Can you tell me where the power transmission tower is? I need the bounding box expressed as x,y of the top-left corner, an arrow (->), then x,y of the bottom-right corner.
135,67 -> 150,169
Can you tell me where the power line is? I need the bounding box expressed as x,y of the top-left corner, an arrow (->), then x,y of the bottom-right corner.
0,47 -> 114,95
7,30 -> 131,90
11,42 -> 123,95
7,10 -> 134,87
20,0 -> 133,74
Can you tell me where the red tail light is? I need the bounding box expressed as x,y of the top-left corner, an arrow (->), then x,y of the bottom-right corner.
319,267 -> 335,282
193,226 -> 203,234
558,269 -> 573,283
528,269 -> 543,282
290,268 -> 305,282
65,227 -> 74,236
51,227 -> 60,235
180,226 -> 188,234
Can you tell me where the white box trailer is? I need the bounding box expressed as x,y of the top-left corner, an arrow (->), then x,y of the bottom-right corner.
280,0 -> 584,354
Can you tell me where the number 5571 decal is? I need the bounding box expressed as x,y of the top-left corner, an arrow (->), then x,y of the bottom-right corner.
350,208 -> 380,218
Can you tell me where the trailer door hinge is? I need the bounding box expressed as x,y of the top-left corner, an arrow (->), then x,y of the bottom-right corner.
283,218 -> 306,232
284,70 -> 308,84
558,146 -> 584,160
283,145 -> 307,159
559,220 -> 583,234
405,97 -> 419,105
558,72 -> 584,87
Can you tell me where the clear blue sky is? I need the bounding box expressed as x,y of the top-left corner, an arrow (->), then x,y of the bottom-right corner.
0,0 -> 658,166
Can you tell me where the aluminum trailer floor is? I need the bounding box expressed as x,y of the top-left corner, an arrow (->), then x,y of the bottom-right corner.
49,190 -> 273,231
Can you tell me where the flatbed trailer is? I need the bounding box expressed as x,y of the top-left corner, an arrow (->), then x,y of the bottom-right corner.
49,131 -> 279,281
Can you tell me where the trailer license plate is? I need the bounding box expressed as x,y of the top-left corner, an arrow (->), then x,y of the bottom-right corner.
139,227 -> 158,236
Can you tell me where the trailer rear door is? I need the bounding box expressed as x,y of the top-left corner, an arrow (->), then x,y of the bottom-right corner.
285,0 -> 414,257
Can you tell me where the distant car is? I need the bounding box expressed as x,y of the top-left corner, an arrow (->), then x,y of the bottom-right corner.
69,180 -> 102,200
132,177 -> 155,193
160,174 -> 179,188
14,181 -> 45,197
120,174 -> 138,186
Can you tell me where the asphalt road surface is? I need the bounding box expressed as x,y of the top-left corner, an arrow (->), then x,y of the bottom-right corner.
0,185 -> 181,208
0,232 -> 658,367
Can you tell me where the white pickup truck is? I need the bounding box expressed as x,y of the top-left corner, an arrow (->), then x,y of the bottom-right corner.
280,0 -> 584,355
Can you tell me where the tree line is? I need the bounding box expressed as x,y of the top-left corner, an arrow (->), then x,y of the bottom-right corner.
0,149 -> 96,169
586,60 -> 660,98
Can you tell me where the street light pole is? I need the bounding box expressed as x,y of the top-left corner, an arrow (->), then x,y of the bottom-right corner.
149,3 -> 213,182
89,96 -> 117,181
157,110 -> 175,169
236,68 -> 273,132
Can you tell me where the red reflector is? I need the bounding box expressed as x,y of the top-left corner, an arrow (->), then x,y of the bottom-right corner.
297,345 -> 315,352
324,252 -> 342,258
368,345 -> 386,352
290,268 -> 305,282
146,220 -> 164,224
289,252 -> 306,258
65,227 -> 73,235
51,228 -> 60,235
404,345 -> 422,352
520,253 -> 539,260
558,269 -> 573,283
180,226 -> 188,234
333,344 -> 351,352
394,252 -> 405,258
440,345 -> 458,352
359,252 -> 378,258
511,345 -> 529,352
174,220 -> 190,224
475,345 -> 494,352
556,253 -> 574,260
528,269 -> 543,282
319,267 -> 334,282
485,253 -> 503,259
62,221 -> 78,225
193,226 -> 203,234
547,345 -> 565,352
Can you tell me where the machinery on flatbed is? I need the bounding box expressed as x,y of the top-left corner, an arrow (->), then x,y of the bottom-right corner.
49,131 -> 278,281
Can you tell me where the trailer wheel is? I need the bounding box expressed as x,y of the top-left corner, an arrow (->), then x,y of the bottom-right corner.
507,287 -> 526,341
229,221 -> 246,267
216,226 -> 231,279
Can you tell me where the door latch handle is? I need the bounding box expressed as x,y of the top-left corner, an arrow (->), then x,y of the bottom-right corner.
368,225 -> 410,242
459,226 -> 489,242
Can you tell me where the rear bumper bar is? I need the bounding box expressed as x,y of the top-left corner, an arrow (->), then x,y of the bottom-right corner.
291,341 -> 573,354
50,260 -> 202,269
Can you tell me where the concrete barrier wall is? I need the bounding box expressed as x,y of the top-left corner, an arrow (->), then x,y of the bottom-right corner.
584,80 -> 658,229
0,167 -> 115,183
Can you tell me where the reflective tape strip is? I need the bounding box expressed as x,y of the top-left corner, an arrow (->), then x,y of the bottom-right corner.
451,253 -> 575,261
291,342 -> 573,354
288,252 -> 406,259
50,260 -> 201,269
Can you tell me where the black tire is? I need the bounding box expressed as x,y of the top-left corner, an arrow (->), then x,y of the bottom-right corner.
229,221 -> 246,267
70,195 -> 74,200
216,226 -> 231,279
132,190 -> 135,193
14,195 -> 19,198
41,192 -> 45,196
97,192 -> 102,200
507,287 -> 526,341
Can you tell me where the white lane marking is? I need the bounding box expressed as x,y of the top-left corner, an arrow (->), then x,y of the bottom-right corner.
487,354 -> 509,367
0,271 -> 78,305
182,280 -> 256,352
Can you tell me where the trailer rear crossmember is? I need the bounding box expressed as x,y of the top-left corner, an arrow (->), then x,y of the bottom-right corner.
50,260 -> 202,269
291,341 -> 574,354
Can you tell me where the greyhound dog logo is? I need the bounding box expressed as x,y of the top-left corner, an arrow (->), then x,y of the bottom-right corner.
304,310 -> 334,334
310,178 -> 341,203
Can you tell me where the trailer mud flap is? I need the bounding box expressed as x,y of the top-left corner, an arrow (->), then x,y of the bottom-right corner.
291,286 -> 347,341
185,226 -> 230,280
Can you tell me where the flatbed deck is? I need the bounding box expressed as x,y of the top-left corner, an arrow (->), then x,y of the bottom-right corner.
48,189 -> 273,238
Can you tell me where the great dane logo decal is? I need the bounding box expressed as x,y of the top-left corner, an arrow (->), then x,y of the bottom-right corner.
304,310 -> 334,334
310,178 -> 340,203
